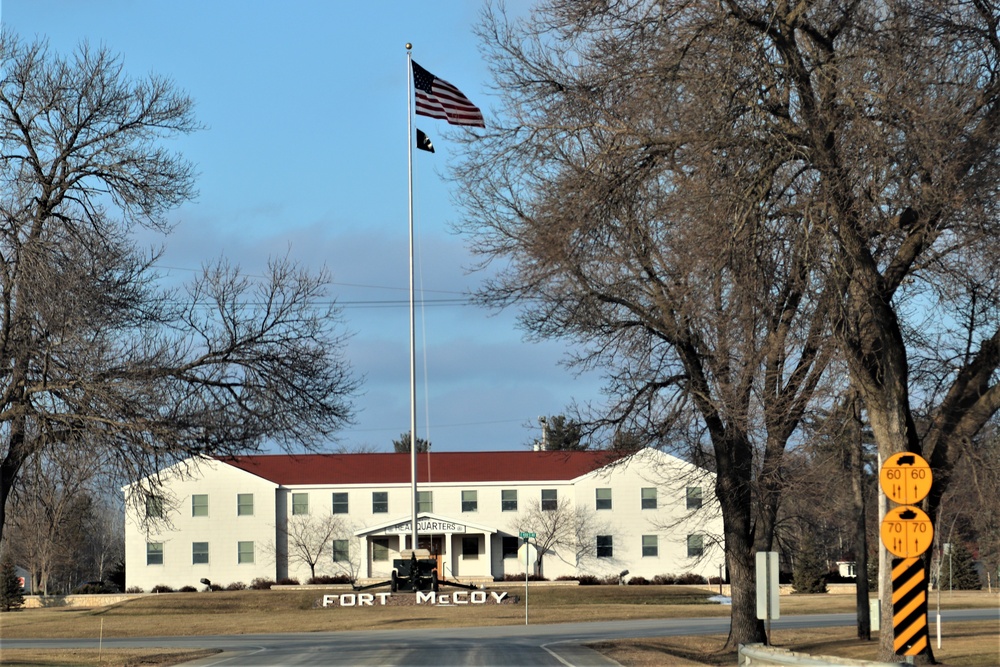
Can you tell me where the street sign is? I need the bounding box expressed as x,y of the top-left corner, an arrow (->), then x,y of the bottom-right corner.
520,532 -> 535,625
879,452 -> 932,505
880,505 -> 934,558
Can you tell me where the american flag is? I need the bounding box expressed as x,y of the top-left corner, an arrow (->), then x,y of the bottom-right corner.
412,61 -> 485,128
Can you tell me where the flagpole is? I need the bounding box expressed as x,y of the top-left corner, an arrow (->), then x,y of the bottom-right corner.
406,44 -> 418,555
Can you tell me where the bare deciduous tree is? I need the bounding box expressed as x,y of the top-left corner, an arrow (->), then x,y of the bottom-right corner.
4,448 -> 99,594
508,497 -> 610,576
279,513 -> 347,583
456,1 -> 1000,657
0,35 -> 358,546
456,1 -> 833,647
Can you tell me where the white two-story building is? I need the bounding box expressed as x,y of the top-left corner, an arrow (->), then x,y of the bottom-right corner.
124,448 -> 723,591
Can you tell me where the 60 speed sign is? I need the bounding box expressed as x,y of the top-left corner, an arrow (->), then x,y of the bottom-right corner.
879,452 -> 932,505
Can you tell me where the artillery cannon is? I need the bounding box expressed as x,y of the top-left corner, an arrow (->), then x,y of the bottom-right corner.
353,549 -> 481,593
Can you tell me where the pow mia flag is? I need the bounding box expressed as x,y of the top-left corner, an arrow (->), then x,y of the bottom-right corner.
416,128 -> 435,153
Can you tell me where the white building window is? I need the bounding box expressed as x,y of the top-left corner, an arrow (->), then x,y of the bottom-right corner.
332,539 -> 349,562
595,488 -> 612,510
372,491 -> 388,513
292,493 -> 309,515
146,542 -> 163,565
597,535 -> 613,558
372,537 -> 390,562
641,487 -> 657,509
192,494 -> 208,517
332,492 -> 349,514
501,536 -> 519,558
146,496 -> 165,519
461,490 -> 478,512
541,489 -> 557,511
462,536 -> 479,559
238,541 -> 254,564
687,534 -> 704,558
642,535 -> 658,557
417,491 -> 433,513
193,542 -> 209,565
237,493 -> 254,516
501,489 -> 517,512
686,486 -> 703,510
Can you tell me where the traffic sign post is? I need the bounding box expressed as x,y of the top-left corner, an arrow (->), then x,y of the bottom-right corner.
519,531 -> 535,625
878,452 -> 934,657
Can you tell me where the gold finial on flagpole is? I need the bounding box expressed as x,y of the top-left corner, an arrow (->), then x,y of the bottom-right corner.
405,43 -> 412,50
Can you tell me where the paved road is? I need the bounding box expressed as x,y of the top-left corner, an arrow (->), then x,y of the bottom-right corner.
6,609 -> 997,666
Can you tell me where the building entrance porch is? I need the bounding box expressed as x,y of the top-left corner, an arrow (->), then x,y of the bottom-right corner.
356,513 -> 497,582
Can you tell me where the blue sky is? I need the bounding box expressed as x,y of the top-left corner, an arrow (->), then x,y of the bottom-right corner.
3,1 -> 605,452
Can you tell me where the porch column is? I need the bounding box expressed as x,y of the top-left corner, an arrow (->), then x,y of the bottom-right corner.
443,531 -> 452,578
483,531 -> 493,578
365,537 -> 372,578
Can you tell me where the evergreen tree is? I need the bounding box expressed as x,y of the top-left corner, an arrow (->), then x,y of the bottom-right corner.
946,543 -> 982,590
792,534 -> 829,594
392,432 -> 430,453
1,559 -> 25,611
536,415 -> 586,451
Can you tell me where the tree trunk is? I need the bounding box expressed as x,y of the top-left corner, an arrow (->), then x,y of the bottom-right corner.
848,394 -> 871,641
0,415 -> 29,548
715,436 -> 766,649
852,468 -> 872,640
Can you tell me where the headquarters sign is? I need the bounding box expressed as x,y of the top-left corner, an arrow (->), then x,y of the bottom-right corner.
380,519 -> 467,534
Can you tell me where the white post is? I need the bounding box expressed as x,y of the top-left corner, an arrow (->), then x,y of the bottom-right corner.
405,45 -> 418,555
524,539 -> 529,625
765,552 -> 772,645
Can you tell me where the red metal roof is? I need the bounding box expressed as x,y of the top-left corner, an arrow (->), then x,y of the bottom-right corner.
214,450 -> 627,486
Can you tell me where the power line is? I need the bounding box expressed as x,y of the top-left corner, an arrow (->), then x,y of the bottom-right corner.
152,264 -> 471,296
347,417 -> 529,434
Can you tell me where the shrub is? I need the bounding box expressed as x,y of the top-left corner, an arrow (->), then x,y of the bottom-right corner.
651,574 -> 676,585
307,574 -> 352,585
125,586 -> 144,594
627,576 -> 650,585
108,559 -> 126,592
151,584 -> 174,593
577,574 -> 600,586
276,578 -> 300,586
675,573 -> 708,585
555,575 -> 579,582
502,573 -> 548,581
178,586 -> 197,593
209,583 -> 223,591
226,581 -> 247,591
250,578 -> 276,590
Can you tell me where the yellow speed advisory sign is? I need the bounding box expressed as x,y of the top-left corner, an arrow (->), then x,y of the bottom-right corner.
880,505 -> 934,558
879,452 -> 932,505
